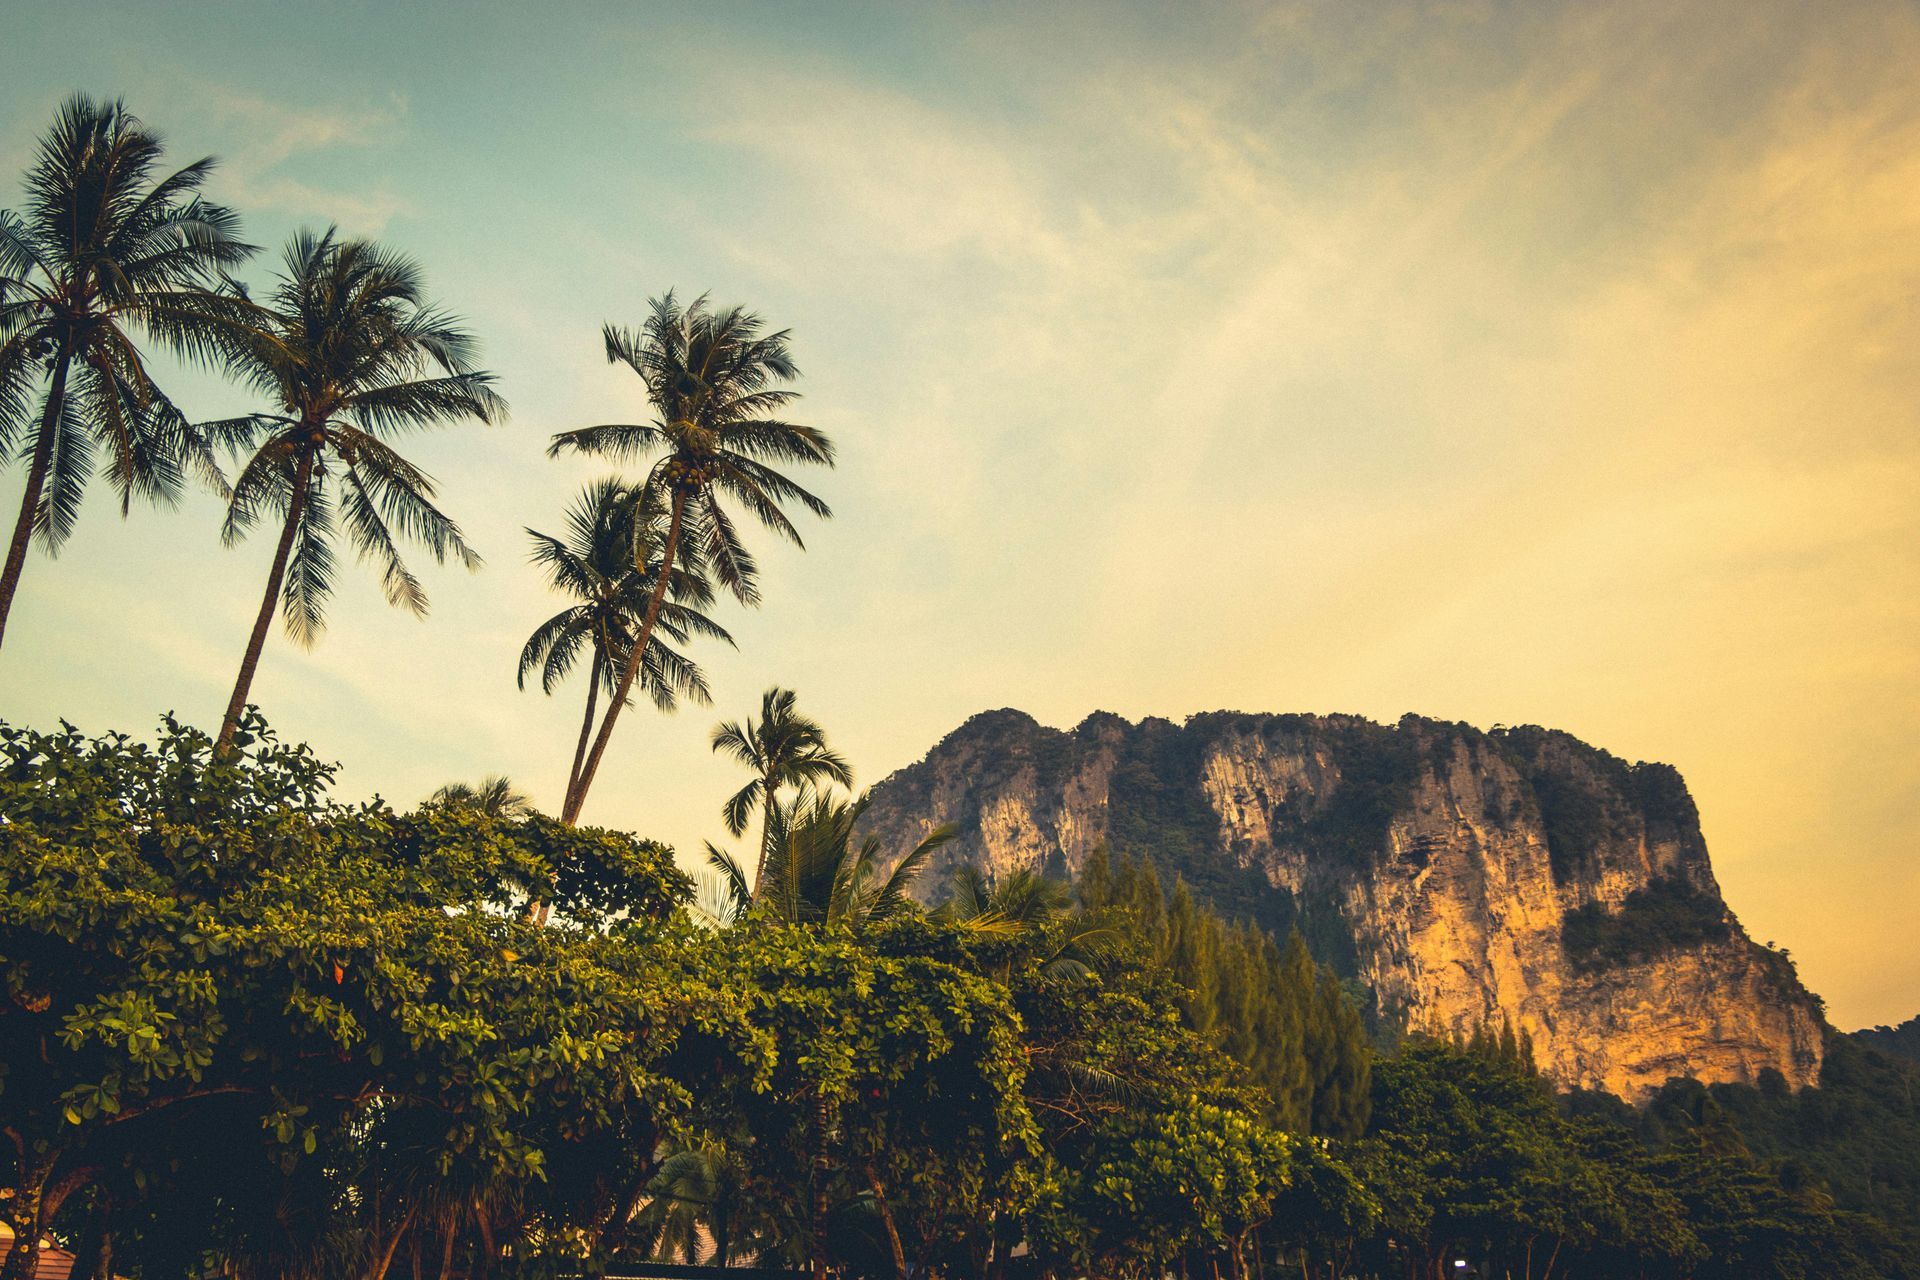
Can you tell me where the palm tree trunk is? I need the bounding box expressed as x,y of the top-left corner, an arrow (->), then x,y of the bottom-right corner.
0,1149 -> 53,1280
0,342 -> 73,652
219,450 -> 313,748
812,1089 -> 832,1280
749,765 -> 779,901
562,489 -> 686,824
562,649 -> 604,815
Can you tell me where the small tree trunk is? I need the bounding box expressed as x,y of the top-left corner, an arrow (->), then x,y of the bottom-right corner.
472,1198 -> 495,1280
1540,1236 -> 1563,1280
866,1163 -> 908,1280
987,1209 -> 1016,1280
563,489 -> 685,824
1,1151 -> 84,1280
368,1207 -> 417,1280
218,449 -> 313,747
0,342 -> 74,652
66,1190 -> 112,1280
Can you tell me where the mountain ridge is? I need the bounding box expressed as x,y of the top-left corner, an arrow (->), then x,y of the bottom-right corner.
859,706 -> 1828,1101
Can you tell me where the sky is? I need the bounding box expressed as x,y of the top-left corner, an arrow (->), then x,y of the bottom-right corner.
1,0 -> 1915,1029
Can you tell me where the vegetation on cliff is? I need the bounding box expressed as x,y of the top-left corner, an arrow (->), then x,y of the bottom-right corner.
1560,874 -> 1732,973
1638,1033 -> 1920,1254
1076,845 -> 1372,1138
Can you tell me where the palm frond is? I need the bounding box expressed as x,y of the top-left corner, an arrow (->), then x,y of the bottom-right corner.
703,843 -> 753,926
545,420 -> 667,462
31,391 -> 91,552
339,429 -> 481,571
222,434 -> 299,544
517,607 -> 587,692
340,464 -> 428,616
710,717 -> 757,761
867,821 -> 956,922
719,776 -> 762,840
280,483 -> 336,647
348,370 -> 506,435
691,493 -> 761,605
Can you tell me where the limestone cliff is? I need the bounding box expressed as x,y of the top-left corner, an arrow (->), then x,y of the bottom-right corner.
859,708 -> 1826,1101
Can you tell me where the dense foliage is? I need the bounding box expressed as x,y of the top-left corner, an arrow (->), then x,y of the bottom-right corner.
1856,1013 -> 1920,1064
0,716 -> 720,1280
5,718 -> 1914,1280
1077,845 -> 1371,1139
1560,874 -> 1732,972
1638,1033 -> 1920,1259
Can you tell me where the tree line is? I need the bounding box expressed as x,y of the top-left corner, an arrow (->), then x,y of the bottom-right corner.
5,717 -> 1916,1280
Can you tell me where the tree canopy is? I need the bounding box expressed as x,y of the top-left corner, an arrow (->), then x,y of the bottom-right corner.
5,718 -> 1916,1280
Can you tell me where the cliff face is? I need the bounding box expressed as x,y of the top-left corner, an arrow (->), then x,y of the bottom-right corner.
860,709 -> 1826,1101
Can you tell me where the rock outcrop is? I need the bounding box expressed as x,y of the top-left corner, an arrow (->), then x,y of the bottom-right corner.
859,708 -> 1826,1101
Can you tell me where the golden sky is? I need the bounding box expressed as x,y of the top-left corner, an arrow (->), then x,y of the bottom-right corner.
2,1 -> 1916,1026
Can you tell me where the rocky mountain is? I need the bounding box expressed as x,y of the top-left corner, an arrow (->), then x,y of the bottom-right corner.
859,708 -> 1827,1102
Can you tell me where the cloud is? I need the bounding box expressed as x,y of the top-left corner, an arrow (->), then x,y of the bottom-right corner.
201,87 -> 412,233
659,2 -> 1920,1024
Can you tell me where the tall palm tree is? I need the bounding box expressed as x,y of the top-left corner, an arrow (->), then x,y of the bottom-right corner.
548,292 -> 834,823
0,94 -> 253,650
209,228 -> 504,747
520,477 -> 733,815
429,775 -> 534,819
712,687 -> 853,898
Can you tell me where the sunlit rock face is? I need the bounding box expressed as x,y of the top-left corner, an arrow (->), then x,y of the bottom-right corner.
859,709 -> 1825,1101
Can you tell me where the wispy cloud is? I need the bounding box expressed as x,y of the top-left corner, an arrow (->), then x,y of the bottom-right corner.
655,2 -> 1920,1025
200,86 -> 412,233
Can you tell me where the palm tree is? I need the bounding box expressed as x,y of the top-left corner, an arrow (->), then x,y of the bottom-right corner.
710,791 -> 954,933
939,864 -> 1075,930
548,292 -> 834,823
937,864 -> 1117,980
627,1142 -> 746,1266
519,478 -> 733,814
0,94 -> 253,649
429,775 -> 534,819
712,688 -> 853,899
209,228 -> 504,747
